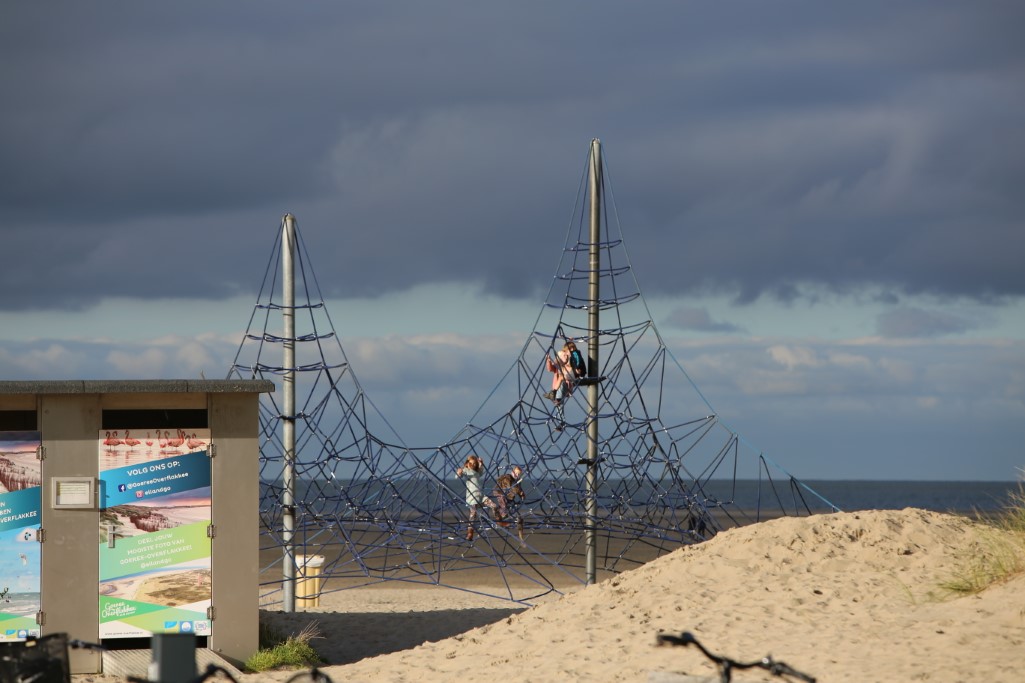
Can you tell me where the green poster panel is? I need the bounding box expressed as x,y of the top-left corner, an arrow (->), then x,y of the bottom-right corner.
98,429 -> 212,639
0,432 -> 42,642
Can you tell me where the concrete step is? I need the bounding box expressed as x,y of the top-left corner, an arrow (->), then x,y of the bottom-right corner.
102,648 -> 244,681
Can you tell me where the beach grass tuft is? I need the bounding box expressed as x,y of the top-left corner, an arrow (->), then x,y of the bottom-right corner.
942,480 -> 1025,595
246,620 -> 325,672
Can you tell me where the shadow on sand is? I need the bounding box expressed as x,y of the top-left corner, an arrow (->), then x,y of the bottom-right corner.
260,605 -> 529,665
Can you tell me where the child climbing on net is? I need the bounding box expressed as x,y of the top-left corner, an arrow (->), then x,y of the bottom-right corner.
492,465 -> 527,545
545,341 -> 584,430
456,454 -> 497,541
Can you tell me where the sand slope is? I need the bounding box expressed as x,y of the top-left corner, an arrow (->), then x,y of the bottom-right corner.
77,508 -> 1025,682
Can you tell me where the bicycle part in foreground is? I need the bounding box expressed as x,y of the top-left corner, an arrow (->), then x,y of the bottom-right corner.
656,631 -> 815,683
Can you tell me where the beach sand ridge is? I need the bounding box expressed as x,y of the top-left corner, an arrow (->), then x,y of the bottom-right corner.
76,508 -> 1025,682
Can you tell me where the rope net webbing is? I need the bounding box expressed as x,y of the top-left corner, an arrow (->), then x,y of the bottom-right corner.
229,145 -> 840,607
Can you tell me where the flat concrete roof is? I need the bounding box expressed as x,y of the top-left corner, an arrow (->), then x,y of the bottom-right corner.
0,379 -> 275,394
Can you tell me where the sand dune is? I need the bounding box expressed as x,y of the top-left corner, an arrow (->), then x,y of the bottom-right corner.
75,508 -> 1025,682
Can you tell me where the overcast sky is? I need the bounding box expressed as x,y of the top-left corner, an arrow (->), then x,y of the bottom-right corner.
1,2 -> 1022,481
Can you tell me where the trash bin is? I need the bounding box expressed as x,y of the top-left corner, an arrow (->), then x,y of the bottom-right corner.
295,555 -> 325,608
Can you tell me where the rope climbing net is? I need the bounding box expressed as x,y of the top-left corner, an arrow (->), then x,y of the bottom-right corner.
229,143 -> 839,606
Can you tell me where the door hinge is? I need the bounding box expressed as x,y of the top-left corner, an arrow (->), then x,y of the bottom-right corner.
206,524 -> 216,538
36,445 -> 45,460
35,611 -> 45,626
207,443 -> 216,458
206,606 -> 215,621
35,528 -> 44,543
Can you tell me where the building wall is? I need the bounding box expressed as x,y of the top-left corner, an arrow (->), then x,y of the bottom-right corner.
1,381 -> 270,674
40,394 -> 104,674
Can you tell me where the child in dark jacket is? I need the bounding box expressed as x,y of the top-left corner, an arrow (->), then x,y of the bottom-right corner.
492,466 -> 526,544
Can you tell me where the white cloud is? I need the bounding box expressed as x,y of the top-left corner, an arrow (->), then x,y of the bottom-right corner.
825,351 -> 873,370
106,347 -> 168,377
0,344 -> 86,377
767,345 -> 822,370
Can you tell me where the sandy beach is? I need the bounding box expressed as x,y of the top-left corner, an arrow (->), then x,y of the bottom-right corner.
100,568 -> 210,606
75,507 -> 1024,682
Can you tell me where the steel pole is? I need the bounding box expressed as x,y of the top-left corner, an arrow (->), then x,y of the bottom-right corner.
282,214 -> 297,612
585,139 -> 601,584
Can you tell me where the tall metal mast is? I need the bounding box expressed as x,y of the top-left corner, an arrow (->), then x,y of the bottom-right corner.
585,139 -> 601,584
282,214 -> 297,612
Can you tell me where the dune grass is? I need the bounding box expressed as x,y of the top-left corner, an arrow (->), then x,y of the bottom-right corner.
942,481 -> 1025,595
246,620 -> 325,673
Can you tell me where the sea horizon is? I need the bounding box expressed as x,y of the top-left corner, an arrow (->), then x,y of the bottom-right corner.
265,477 -> 1020,517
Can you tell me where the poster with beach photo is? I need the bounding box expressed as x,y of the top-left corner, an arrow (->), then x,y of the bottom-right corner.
98,428 -> 213,639
0,431 -> 42,642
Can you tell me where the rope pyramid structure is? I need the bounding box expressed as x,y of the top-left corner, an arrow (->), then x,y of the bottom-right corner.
230,140 -> 838,606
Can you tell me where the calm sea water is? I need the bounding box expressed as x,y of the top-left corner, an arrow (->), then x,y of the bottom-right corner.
795,480 -> 1019,515
0,592 -> 39,617
270,479 -> 1021,517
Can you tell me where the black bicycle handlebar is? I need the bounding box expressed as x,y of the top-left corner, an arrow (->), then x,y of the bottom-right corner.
656,631 -> 815,683
284,667 -> 335,683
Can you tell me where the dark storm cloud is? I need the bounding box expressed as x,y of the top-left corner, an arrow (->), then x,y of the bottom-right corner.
1,2 -> 1023,312
663,307 -> 744,334
875,307 -> 975,339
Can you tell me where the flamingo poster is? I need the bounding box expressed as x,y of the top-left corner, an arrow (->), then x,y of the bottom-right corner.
0,431 -> 42,642
97,429 -> 212,639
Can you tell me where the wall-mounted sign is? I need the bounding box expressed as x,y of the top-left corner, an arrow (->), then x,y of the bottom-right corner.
52,477 -> 95,509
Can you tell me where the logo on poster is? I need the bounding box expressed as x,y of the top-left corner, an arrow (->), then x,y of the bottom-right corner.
101,602 -> 137,619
